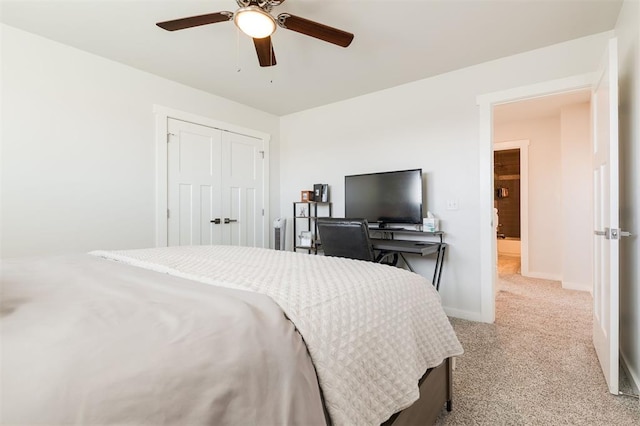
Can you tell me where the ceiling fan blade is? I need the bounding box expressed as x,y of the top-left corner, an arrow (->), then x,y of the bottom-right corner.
277,13 -> 354,47
156,12 -> 233,31
253,37 -> 277,67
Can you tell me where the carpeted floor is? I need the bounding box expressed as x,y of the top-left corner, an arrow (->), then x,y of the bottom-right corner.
435,272 -> 640,425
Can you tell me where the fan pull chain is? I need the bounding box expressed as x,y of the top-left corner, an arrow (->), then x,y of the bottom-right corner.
236,26 -> 241,73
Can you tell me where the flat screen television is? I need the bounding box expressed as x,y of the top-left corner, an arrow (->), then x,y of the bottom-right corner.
345,169 -> 423,227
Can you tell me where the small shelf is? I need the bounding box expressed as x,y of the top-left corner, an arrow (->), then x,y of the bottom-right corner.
293,201 -> 332,254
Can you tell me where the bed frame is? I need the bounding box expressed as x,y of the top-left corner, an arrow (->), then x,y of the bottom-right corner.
382,357 -> 453,426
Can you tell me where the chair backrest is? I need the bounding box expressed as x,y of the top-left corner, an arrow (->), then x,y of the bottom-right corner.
316,218 -> 375,261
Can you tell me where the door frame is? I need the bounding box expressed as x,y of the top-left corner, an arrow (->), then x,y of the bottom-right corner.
494,140 -> 530,276
476,73 -> 595,323
153,105 -> 271,247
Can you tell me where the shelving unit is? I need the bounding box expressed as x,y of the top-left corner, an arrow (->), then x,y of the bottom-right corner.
293,201 -> 332,254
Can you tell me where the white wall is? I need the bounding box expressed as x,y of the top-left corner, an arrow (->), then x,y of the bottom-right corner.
280,32 -> 613,320
615,0 -> 640,393
0,25 -> 281,258
560,103 -> 593,292
494,117 -> 562,280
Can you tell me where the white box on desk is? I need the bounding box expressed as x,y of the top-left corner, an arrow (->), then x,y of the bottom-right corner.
423,218 -> 440,232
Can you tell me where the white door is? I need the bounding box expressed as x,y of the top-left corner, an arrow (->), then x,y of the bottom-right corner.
220,130 -> 265,247
167,118 -> 265,247
592,38 -> 619,395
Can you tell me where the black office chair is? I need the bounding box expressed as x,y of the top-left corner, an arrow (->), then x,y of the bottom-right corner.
316,218 -> 375,261
316,218 -> 397,264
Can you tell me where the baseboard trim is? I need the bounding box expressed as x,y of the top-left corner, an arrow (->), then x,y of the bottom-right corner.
561,281 -> 592,293
621,350 -> 640,394
523,271 -> 562,281
443,307 -> 487,323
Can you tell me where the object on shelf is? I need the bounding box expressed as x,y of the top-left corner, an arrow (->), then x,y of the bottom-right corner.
314,184 -> 330,202
301,190 -> 314,202
423,211 -> 440,232
297,204 -> 308,217
299,231 -> 313,248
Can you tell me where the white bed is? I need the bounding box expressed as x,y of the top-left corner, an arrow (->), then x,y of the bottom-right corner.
1,245 -> 463,425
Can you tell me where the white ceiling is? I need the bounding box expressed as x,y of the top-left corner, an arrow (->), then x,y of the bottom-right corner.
1,0 -> 622,116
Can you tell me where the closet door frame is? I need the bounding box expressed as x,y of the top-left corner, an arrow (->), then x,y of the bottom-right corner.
154,105 -> 271,247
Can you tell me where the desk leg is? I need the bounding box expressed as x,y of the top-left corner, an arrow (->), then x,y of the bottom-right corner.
399,253 -> 414,272
431,246 -> 442,287
433,245 -> 447,291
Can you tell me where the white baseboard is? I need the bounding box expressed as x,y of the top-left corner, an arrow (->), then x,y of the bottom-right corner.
443,307 -> 487,323
523,271 -> 562,281
561,281 -> 592,293
621,350 -> 640,394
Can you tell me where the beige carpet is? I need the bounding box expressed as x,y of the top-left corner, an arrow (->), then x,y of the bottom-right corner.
436,272 -> 640,425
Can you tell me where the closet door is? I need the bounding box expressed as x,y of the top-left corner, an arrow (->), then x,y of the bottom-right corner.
167,119 -> 223,246
221,130 -> 265,247
167,119 -> 265,247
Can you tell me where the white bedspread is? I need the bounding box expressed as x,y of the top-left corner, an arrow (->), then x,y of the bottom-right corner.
92,246 -> 463,425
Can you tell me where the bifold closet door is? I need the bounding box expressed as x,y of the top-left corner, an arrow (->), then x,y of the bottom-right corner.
221,130 -> 264,248
167,118 -> 265,248
167,119 -> 223,246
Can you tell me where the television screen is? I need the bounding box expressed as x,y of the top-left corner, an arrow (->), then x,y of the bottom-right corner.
345,169 -> 423,226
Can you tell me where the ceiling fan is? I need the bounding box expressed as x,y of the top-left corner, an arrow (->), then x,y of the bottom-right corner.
156,0 -> 354,67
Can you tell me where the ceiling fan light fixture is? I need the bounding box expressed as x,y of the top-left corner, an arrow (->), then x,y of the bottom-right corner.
234,6 -> 276,39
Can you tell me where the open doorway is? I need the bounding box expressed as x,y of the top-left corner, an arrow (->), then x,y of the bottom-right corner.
477,74 -> 597,323
488,87 -> 636,397
492,90 -> 592,290
478,57 -> 624,396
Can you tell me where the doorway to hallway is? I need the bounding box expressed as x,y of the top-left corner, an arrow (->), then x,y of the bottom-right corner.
492,90 -> 592,288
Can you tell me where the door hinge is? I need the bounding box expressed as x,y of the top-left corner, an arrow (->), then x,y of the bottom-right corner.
167,209 -> 170,219
259,150 -> 265,159
262,208 -> 265,216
